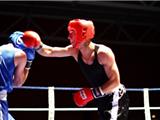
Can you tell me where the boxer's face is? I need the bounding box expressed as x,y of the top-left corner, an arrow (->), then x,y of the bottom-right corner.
68,29 -> 82,49
68,29 -> 76,47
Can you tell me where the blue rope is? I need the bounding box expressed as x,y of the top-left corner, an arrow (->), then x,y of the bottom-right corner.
14,86 -> 160,91
1,86 -> 160,91
14,86 -> 49,90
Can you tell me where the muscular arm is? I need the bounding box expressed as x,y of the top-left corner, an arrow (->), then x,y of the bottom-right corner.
13,50 -> 29,86
97,45 -> 120,94
36,44 -> 77,58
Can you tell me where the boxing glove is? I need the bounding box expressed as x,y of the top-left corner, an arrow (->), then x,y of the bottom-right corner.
9,31 -> 38,69
23,48 -> 35,69
73,87 -> 104,107
21,30 -> 41,49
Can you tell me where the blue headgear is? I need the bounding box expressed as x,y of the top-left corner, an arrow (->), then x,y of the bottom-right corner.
8,31 -> 26,50
8,31 -> 36,61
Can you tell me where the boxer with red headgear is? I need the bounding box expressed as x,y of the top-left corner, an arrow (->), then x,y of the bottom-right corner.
36,19 -> 129,120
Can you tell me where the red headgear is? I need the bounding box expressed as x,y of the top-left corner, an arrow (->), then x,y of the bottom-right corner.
68,19 -> 95,48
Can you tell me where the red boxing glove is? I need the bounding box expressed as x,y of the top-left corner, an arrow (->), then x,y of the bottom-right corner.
22,31 -> 41,48
73,87 -> 105,107
73,88 -> 94,107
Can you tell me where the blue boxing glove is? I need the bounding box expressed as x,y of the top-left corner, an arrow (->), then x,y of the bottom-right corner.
23,48 -> 35,69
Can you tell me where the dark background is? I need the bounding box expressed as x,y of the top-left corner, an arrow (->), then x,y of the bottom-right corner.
0,1 -> 160,120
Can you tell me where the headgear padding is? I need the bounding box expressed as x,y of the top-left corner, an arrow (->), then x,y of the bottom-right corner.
68,19 -> 95,48
9,31 -> 26,50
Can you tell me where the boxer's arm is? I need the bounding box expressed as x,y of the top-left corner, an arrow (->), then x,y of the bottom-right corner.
36,44 -> 76,58
13,50 -> 29,86
20,30 -> 77,58
97,45 -> 121,94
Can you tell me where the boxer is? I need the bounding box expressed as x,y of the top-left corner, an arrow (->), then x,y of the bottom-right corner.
0,30 -> 41,120
35,19 -> 129,120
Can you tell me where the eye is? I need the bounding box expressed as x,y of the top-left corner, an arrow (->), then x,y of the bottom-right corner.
69,30 -> 75,34
68,30 -> 75,39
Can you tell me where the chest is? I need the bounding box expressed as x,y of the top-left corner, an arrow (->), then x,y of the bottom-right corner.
78,54 -> 108,87
82,52 -> 101,65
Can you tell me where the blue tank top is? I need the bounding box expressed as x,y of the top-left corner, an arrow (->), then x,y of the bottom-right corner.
78,46 -> 108,88
0,44 -> 15,92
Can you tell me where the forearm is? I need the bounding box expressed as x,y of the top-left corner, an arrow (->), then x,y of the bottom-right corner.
101,78 -> 121,94
102,64 -> 121,94
36,44 -> 72,57
13,68 -> 29,86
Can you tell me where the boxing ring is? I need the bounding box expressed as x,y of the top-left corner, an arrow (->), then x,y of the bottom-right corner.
9,86 -> 160,120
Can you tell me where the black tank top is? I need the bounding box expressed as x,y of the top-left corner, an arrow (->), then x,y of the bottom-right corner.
78,46 -> 108,87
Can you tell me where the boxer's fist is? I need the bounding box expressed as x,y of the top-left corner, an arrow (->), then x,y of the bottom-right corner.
22,31 -> 41,49
23,48 -> 35,69
23,48 -> 35,61
73,87 -> 105,107
73,88 -> 94,107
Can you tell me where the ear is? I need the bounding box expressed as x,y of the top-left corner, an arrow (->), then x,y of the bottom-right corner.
82,28 -> 87,39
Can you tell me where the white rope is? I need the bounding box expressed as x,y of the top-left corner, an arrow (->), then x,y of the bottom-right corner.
8,106 -> 160,111
7,86 -> 160,120
143,88 -> 151,120
48,87 -> 55,120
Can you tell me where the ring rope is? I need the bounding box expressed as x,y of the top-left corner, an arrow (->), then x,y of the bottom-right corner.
11,86 -> 160,91
2,86 -> 160,120
8,106 -> 160,111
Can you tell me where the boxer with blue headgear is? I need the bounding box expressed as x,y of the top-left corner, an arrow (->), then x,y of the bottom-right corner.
0,30 -> 42,120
